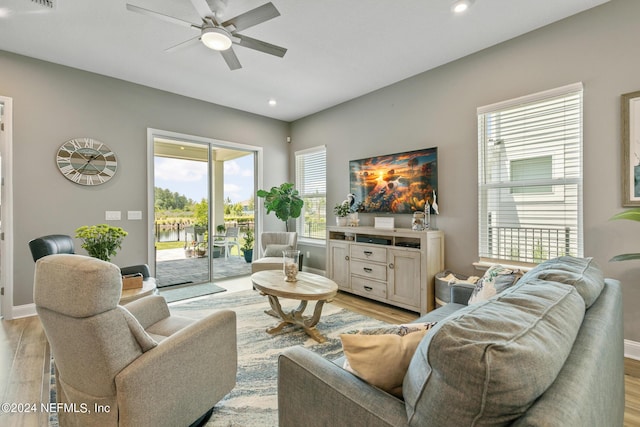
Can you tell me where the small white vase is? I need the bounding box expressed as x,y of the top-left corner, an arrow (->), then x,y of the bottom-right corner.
336,217 -> 348,226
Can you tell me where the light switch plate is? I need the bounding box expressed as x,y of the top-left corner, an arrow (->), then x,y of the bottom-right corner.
128,211 -> 142,220
105,211 -> 121,221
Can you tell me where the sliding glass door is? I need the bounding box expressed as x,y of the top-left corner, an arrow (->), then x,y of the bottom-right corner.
152,136 -> 256,288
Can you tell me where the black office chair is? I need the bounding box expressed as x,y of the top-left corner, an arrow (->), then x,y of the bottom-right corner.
28,234 -> 154,280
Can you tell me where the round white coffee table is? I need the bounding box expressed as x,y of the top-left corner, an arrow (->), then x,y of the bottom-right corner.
251,270 -> 339,343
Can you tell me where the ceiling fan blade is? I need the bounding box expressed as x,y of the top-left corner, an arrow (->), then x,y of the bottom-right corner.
189,0 -> 215,20
220,47 -> 242,70
222,2 -> 280,32
164,36 -> 201,53
234,34 -> 286,58
126,4 -> 197,29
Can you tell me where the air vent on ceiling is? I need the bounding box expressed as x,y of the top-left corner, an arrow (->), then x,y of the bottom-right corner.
30,0 -> 55,9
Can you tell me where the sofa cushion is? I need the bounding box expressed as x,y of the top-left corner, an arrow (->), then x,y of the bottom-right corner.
468,264 -> 523,304
340,323 -> 436,398
403,279 -> 585,426
519,256 -> 604,308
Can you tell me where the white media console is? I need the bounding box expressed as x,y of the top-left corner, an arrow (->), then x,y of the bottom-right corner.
326,226 -> 444,315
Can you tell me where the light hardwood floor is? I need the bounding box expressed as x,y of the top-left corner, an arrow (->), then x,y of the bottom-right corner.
1,287 -> 637,426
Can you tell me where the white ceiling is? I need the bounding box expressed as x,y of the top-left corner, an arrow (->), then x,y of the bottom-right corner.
0,0 -> 609,122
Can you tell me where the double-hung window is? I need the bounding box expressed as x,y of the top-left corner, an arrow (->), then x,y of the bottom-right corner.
295,146 -> 326,242
477,83 -> 583,264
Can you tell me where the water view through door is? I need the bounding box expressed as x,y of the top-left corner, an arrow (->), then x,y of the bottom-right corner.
153,138 -> 254,288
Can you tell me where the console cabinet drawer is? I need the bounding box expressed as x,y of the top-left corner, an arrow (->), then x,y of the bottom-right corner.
351,276 -> 387,299
350,244 -> 386,263
350,259 -> 387,281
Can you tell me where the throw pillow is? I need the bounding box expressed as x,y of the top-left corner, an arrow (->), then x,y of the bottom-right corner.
468,265 -> 523,304
263,244 -> 292,257
340,322 -> 436,398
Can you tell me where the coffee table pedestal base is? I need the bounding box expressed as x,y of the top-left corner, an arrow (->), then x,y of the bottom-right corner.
263,295 -> 330,343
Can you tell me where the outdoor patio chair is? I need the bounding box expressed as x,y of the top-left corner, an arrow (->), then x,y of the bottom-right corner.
213,227 -> 241,258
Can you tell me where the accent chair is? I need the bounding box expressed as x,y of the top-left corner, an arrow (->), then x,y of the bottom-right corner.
34,254 -> 237,427
251,231 -> 298,273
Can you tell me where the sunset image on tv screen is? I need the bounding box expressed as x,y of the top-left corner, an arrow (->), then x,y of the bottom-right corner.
349,147 -> 438,214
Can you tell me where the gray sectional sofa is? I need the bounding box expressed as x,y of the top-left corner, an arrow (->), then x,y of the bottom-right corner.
278,256 -> 624,426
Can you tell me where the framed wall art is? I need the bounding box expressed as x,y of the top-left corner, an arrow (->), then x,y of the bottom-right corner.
622,91 -> 640,206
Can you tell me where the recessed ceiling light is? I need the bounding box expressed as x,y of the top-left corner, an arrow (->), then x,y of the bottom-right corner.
268,99 -> 277,107
452,0 -> 474,13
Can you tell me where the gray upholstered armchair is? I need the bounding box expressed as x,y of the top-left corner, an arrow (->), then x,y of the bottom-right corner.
251,231 -> 298,273
34,254 -> 237,427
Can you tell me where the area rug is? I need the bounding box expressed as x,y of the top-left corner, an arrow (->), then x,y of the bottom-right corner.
49,289 -> 390,427
159,282 -> 226,303
169,290 -> 391,426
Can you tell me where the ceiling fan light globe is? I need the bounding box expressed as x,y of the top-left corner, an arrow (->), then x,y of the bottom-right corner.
201,27 -> 233,51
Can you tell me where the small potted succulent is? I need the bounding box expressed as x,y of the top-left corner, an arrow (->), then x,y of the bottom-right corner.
75,224 -> 128,262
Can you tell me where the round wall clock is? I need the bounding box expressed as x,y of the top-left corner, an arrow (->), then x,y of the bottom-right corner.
56,137 -> 118,186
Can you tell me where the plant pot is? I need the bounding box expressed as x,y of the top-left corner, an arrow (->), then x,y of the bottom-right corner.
336,217 -> 348,226
212,247 -> 222,258
242,249 -> 253,263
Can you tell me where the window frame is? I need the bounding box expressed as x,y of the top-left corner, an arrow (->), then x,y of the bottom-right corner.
477,83 -> 583,265
295,145 -> 327,245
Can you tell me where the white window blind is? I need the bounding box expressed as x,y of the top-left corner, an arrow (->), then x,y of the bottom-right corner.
295,146 -> 326,241
477,83 -> 583,264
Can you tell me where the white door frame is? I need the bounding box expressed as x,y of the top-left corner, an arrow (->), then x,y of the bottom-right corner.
0,96 -> 14,319
145,128 -> 263,277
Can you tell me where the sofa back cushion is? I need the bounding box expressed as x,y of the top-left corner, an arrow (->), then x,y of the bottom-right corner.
518,256 -> 604,308
403,279 -> 585,426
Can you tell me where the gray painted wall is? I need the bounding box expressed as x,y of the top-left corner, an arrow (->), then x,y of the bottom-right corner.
0,51 -> 290,307
292,0 -> 640,340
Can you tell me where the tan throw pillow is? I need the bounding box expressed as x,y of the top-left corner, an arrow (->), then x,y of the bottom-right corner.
340,323 -> 435,398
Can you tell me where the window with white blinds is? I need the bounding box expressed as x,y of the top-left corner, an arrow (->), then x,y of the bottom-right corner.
295,146 -> 326,241
477,83 -> 583,264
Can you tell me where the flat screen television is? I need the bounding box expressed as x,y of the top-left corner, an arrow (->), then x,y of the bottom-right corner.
349,147 -> 438,214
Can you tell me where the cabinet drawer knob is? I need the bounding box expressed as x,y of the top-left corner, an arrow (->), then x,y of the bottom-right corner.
364,286 -> 373,292
363,251 -> 373,256
345,255 -> 350,261
389,263 -> 395,269
363,267 -> 373,273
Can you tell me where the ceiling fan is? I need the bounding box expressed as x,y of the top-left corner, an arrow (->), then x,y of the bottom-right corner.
126,0 -> 287,70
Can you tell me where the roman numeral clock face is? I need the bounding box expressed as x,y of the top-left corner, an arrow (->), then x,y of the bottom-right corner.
56,138 -> 118,186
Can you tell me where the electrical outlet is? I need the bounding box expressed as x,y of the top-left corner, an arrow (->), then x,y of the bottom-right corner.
306,251 -> 311,259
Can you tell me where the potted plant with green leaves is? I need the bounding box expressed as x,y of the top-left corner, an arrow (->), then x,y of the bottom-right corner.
241,228 -> 254,263
610,208 -> 640,261
257,182 -> 304,232
75,224 -> 128,262
333,201 -> 351,226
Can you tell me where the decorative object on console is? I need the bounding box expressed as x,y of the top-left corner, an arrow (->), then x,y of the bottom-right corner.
349,147 -> 438,214
374,217 -> 395,229
74,224 -> 128,262
333,201 -> 351,226
283,249 -> 300,281
56,137 -> 118,186
257,182 -> 304,232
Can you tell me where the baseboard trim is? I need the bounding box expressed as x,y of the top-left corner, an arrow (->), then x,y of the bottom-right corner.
9,303 -> 37,319
625,339 -> 640,360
